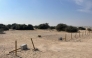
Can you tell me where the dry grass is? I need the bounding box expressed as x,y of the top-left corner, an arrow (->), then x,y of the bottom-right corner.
0,30 -> 92,58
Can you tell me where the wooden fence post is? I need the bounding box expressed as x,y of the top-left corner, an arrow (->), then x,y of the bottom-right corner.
31,38 -> 36,50
75,33 -> 77,38
71,33 -> 72,39
79,32 -> 80,37
82,32 -> 83,37
85,30 -> 86,35
65,34 -> 66,41
15,40 -> 17,56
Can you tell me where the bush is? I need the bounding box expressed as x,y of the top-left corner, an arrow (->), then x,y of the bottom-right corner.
49,26 -> 55,29
65,26 -> 78,32
58,37 -> 63,40
87,28 -> 92,31
56,23 -> 67,31
7,24 -> 12,29
38,35 -> 41,37
38,23 -> 49,29
11,23 -> 34,30
3,26 -> 9,31
0,24 -> 9,31
26,24 -> 34,30
34,25 -> 39,29
78,27 -> 86,30
0,29 -> 4,34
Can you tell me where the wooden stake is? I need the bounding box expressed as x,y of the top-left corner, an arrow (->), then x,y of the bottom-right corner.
82,32 -> 83,37
71,33 -> 72,39
79,32 -> 80,37
15,40 -> 17,56
85,30 -> 86,35
31,38 -> 35,50
75,33 -> 77,38
89,31 -> 90,35
65,34 -> 66,41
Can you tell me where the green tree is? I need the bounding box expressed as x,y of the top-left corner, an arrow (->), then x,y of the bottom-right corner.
56,23 -> 67,31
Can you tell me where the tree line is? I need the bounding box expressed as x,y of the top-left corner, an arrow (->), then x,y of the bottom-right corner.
0,23 -> 91,32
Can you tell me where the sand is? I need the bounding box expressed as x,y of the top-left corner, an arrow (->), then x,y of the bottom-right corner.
0,29 -> 92,58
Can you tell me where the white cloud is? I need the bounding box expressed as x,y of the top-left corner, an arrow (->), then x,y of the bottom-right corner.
74,0 -> 92,13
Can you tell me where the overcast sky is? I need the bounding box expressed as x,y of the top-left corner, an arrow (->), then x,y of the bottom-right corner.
0,0 -> 92,26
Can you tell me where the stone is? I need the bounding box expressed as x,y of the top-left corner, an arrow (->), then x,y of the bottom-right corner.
20,44 -> 28,50
59,37 -> 63,40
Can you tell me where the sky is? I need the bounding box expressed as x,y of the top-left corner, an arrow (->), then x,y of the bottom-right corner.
0,0 -> 92,26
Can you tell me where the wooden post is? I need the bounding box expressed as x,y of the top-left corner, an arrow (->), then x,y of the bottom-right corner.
89,31 -> 90,35
79,32 -> 80,37
31,38 -> 35,50
15,40 -> 17,56
71,33 -> 72,39
65,34 -> 66,41
85,30 -> 86,35
75,33 -> 77,38
82,32 -> 83,37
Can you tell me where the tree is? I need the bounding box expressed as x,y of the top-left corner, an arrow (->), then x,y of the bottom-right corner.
65,26 -> 78,32
0,24 -> 9,31
49,26 -> 55,29
38,23 -> 50,29
27,24 -> 34,30
78,27 -> 86,30
7,24 -> 12,29
56,23 -> 67,31
87,28 -> 92,31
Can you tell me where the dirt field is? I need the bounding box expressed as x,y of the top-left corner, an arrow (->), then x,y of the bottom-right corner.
0,29 -> 92,58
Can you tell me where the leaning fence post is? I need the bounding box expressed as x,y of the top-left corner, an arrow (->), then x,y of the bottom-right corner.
31,38 -> 36,50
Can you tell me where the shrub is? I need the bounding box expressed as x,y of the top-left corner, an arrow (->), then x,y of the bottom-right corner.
7,24 -> 12,29
0,24 -> 9,31
56,23 -> 67,31
26,24 -> 34,30
87,28 -> 92,31
65,26 -> 78,32
34,25 -> 39,29
11,23 -> 34,30
3,26 -> 9,31
38,23 -> 49,29
78,27 -> 86,30
0,29 -> 4,34
58,37 -> 63,40
49,26 -> 55,29
38,35 -> 41,37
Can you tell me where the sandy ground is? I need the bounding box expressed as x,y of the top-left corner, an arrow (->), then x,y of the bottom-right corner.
0,30 -> 92,58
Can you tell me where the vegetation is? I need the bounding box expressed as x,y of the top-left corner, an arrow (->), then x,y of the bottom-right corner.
0,23 -> 34,30
34,25 -> 39,29
87,28 -> 92,31
0,24 -> 9,31
11,23 -> 34,30
55,23 -> 78,32
49,26 -> 56,29
56,23 -> 67,31
65,26 -> 78,32
0,23 -> 80,33
38,23 -> 50,29
78,27 -> 86,30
